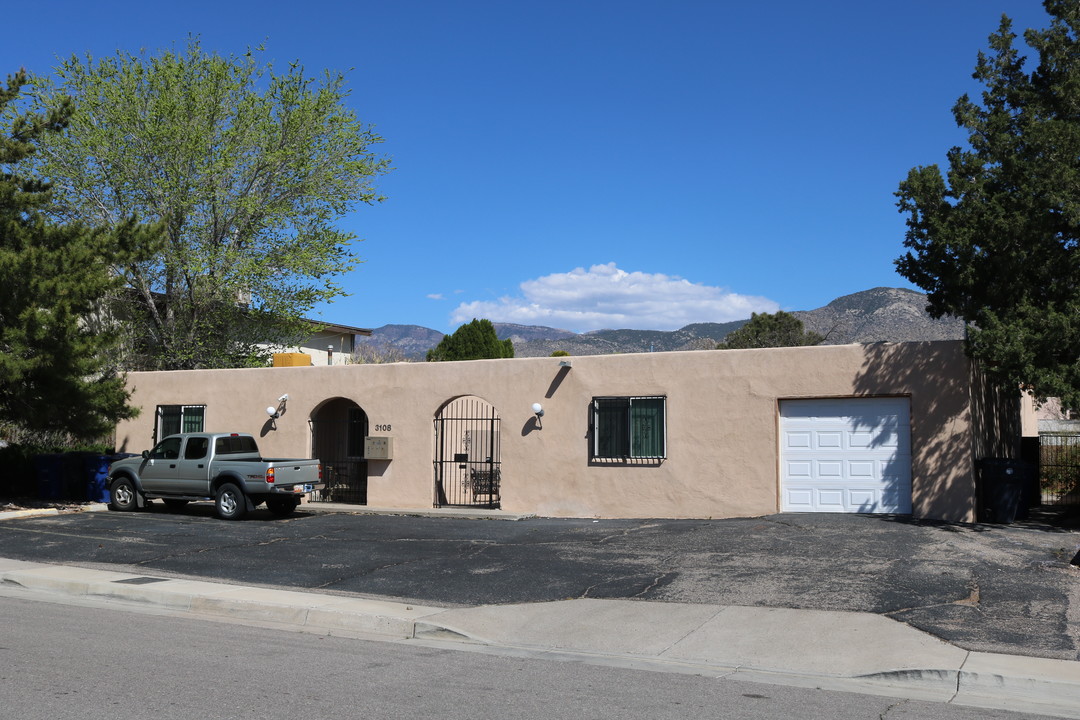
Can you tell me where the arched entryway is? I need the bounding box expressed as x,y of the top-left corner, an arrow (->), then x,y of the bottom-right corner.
310,397 -> 368,504
433,395 -> 501,508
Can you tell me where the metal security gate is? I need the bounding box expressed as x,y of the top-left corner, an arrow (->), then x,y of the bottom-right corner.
310,401 -> 368,504
434,396 -> 501,508
1039,432 -> 1080,506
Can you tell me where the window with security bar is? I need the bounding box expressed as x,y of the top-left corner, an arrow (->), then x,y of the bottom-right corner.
592,396 -> 666,459
156,405 -> 205,440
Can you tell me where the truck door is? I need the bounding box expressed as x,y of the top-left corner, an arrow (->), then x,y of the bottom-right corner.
174,436 -> 212,495
139,436 -> 182,492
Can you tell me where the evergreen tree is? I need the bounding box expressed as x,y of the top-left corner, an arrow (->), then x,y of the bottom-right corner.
896,1 -> 1080,406
427,319 -> 514,361
0,70 -> 152,438
717,311 -> 823,349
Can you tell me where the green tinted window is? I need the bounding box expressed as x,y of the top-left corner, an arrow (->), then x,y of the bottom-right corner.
592,397 -> 666,459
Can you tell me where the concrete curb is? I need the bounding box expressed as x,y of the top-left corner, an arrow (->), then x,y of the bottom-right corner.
0,508 -> 60,521
0,503 -> 108,521
0,558 -> 444,637
1,558 -> 1077,718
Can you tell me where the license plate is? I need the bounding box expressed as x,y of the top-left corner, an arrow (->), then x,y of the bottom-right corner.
301,484 -> 313,492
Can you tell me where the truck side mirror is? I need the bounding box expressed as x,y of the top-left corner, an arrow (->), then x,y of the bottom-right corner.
141,450 -> 150,460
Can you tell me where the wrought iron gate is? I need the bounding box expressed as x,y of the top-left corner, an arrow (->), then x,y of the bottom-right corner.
310,403 -> 368,504
434,397 -> 501,508
1039,432 -> 1080,506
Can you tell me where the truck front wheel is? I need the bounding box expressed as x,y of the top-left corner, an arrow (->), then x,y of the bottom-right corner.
109,477 -> 138,512
215,483 -> 247,520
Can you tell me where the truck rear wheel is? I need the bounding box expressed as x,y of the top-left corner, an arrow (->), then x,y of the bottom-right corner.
215,483 -> 246,520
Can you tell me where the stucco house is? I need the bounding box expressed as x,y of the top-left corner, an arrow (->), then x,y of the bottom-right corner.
114,340 -> 1019,523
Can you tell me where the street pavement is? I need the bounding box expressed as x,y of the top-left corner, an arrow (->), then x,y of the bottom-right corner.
1,502 -> 1078,717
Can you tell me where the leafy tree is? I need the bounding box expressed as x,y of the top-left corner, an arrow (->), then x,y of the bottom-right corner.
896,2 -> 1080,406
25,38 -> 391,370
0,69 -> 152,439
717,311 -> 823,350
427,319 -> 514,361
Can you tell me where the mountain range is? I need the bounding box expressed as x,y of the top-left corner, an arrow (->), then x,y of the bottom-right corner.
356,287 -> 965,360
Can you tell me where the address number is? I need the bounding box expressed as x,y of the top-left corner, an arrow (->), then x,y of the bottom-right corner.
375,424 -> 391,432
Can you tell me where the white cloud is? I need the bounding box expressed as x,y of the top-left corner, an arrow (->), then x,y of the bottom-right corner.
426,293 -> 445,301
450,263 -> 779,332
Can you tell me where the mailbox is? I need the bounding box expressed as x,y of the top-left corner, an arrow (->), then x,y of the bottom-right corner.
364,436 -> 393,460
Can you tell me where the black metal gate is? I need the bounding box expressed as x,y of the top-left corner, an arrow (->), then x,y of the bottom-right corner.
1039,432 -> 1080,506
434,397 -> 501,508
310,402 -> 368,504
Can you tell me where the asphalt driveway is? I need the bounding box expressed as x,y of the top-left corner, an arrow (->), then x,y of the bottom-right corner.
1,505 -> 1077,661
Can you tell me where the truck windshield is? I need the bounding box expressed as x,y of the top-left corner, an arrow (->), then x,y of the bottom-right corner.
214,436 -> 259,455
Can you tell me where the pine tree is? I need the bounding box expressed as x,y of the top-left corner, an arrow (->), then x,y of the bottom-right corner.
896,1 -> 1080,406
427,319 -> 514,361
0,69 -> 152,439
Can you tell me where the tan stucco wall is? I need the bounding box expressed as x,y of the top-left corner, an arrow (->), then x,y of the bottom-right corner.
114,340 -> 985,522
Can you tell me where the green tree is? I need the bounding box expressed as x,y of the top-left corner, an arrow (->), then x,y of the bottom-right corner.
0,69 -> 151,439
26,38 -> 391,370
896,2 -> 1080,406
427,319 -> 514,361
717,311 -> 823,350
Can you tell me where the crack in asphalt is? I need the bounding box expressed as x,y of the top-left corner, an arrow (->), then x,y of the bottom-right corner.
632,572 -> 676,599
131,536 -> 292,564
878,699 -> 911,719
596,523 -> 662,544
312,557 -> 432,589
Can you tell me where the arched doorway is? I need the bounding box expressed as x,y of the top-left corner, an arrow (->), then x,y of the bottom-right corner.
433,395 -> 501,508
310,398 -> 368,504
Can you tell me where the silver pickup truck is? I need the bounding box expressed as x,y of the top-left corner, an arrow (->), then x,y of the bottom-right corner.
107,432 -> 324,520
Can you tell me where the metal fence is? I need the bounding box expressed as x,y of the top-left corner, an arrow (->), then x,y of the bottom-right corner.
1038,432 -> 1080,506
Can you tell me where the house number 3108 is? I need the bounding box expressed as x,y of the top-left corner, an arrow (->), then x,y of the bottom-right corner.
375,424 -> 391,432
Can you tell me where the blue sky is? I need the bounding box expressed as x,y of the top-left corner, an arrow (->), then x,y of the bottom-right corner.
7,0 -> 1053,333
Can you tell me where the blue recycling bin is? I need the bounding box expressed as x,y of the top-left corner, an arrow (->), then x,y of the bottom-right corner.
84,455 -> 111,503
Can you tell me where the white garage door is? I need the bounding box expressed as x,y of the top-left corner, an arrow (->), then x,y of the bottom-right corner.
780,397 -> 912,514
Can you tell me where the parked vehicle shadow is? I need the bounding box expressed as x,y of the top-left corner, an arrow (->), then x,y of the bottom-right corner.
136,501 -> 312,521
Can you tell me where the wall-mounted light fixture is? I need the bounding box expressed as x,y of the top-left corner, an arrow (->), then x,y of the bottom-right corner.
531,402 -> 544,428
558,359 -> 572,368
266,394 -> 289,427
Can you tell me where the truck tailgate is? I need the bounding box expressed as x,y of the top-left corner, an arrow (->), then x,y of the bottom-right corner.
268,462 -> 321,486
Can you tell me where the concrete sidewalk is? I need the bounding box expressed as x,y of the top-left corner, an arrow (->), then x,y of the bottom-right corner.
2,556 -> 1077,718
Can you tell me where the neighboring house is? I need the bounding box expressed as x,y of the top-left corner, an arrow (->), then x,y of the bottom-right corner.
263,321 -> 373,366
114,340 -> 1019,523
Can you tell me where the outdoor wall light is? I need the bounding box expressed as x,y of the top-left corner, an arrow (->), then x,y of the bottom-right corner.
266,394 -> 290,425
531,402 -> 544,429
